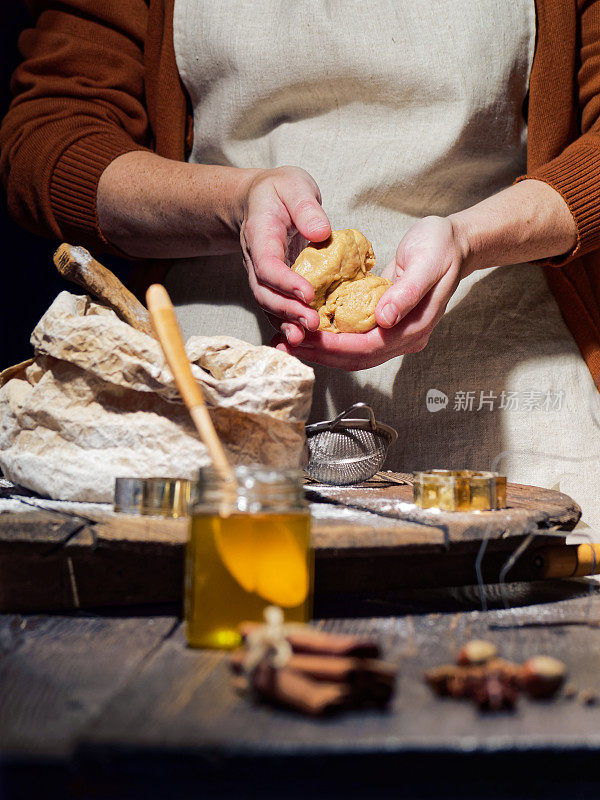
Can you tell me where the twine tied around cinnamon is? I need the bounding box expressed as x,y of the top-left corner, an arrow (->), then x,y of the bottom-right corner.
243,606 -> 305,675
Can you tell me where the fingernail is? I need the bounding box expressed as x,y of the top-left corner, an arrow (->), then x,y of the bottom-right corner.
381,304 -> 399,327
281,323 -> 292,342
296,290 -> 307,304
299,317 -> 309,329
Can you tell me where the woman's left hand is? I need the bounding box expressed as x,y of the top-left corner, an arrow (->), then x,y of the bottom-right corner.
275,215 -> 467,370
275,179 -> 578,370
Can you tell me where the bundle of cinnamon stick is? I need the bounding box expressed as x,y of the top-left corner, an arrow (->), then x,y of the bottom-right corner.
230,621 -> 397,716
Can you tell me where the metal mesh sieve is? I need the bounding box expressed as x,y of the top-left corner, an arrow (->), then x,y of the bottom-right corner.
304,403 -> 398,485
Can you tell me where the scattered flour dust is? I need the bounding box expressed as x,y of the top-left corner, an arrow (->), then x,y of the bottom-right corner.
1,477 -> 444,521
0,480 -> 113,516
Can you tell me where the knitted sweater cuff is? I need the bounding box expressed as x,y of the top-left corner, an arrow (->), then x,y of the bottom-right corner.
515,142 -> 600,266
50,131 -> 149,252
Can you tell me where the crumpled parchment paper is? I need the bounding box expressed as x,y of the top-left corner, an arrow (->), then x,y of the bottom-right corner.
0,292 -> 314,502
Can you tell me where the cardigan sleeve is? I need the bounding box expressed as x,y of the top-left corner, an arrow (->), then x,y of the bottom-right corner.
0,1 -> 152,253
520,0 -> 600,265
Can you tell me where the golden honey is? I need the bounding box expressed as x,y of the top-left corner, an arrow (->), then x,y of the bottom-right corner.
185,466 -> 312,649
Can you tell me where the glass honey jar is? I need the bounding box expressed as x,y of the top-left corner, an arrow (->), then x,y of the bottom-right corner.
185,465 -> 313,649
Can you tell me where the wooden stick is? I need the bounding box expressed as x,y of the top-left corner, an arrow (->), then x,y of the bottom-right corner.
146,284 -> 236,485
535,543 -> 600,579
53,243 -> 155,338
0,359 -> 34,389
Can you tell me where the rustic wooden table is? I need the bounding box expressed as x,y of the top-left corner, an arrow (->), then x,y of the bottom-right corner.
2,583 -> 600,800
2,476 -> 600,798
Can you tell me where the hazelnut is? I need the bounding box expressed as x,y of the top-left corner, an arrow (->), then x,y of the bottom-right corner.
519,656 -> 566,699
448,666 -> 482,699
457,640 -> 498,666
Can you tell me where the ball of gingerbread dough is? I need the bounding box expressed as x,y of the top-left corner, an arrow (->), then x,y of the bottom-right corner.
291,229 -> 376,310
291,228 -> 390,333
319,274 -> 392,333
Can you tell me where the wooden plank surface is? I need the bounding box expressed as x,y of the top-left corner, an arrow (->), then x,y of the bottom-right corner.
307,478 -> 582,544
3,586 -> 600,797
0,612 -> 177,758
0,475 -> 582,551
0,514 -> 575,612
78,589 -> 600,763
2,585 -> 598,765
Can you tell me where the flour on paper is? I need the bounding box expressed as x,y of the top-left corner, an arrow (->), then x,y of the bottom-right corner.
0,292 -> 314,502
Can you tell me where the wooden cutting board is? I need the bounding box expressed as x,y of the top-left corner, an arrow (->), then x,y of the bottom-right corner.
0,476 -> 582,612
307,474 -> 581,547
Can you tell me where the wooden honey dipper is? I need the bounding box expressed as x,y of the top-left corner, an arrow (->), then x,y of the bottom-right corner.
146,284 -> 236,486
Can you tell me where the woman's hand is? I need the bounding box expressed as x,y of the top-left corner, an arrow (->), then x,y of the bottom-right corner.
275,215 -> 467,370
98,157 -> 330,338
97,153 -> 577,367
275,179 -> 578,370
239,166 -> 332,345
98,156 -> 329,344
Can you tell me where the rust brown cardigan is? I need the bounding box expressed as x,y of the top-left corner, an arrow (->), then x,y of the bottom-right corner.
3,0 -> 600,385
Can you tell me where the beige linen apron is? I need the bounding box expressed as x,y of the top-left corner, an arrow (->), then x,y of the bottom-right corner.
169,0 -> 600,530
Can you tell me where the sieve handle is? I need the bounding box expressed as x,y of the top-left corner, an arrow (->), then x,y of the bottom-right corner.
304,402 -> 396,442
330,403 -> 377,431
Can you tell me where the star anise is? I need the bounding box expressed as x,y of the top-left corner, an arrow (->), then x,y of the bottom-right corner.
470,671 -> 518,711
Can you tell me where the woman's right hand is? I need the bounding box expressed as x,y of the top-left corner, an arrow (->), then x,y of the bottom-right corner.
238,166 -> 331,346
98,155 -> 329,345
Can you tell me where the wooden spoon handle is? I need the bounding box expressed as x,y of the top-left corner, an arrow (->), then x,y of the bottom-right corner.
146,284 -> 235,484
53,243 -> 155,338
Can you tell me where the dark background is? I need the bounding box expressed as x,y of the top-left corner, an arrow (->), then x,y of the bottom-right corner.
0,4 -> 63,370
0,3 -> 129,371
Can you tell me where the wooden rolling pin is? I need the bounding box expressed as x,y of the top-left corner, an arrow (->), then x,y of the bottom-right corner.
53,243 -> 155,338
533,543 -> 600,579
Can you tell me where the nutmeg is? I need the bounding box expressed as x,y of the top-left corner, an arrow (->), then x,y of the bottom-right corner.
457,640 -> 498,666
519,655 -> 566,699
